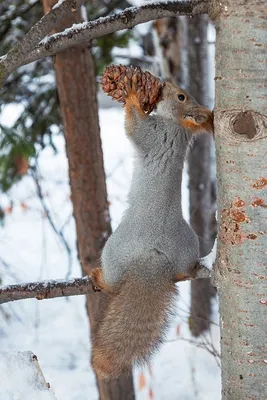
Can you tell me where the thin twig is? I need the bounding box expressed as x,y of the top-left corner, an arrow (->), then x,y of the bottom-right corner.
59,212 -> 73,234
167,336 -> 221,368
177,305 -> 220,327
0,257 -> 21,282
31,166 -> 73,279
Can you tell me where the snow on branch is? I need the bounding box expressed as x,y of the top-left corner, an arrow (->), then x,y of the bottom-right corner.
0,276 -> 94,305
0,0 -> 207,83
0,0 -> 83,83
25,1 -> 207,65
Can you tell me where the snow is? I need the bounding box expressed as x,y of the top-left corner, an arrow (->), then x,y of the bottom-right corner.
0,351 -> 56,400
0,106 -> 220,398
200,239 -> 217,271
52,0 -> 66,10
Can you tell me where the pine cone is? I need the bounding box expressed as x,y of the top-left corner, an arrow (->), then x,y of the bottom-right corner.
100,65 -> 163,114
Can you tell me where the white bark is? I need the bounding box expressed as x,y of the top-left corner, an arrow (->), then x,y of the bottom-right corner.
214,1 -> 267,398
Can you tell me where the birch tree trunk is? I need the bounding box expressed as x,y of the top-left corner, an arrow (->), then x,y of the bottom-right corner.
42,2 -> 135,399
213,1 -> 267,398
187,15 -> 217,336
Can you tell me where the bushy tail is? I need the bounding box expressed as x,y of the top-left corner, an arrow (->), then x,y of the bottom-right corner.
91,275 -> 177,378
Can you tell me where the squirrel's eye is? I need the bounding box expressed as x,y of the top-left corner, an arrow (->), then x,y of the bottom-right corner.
178,94 -> 186,102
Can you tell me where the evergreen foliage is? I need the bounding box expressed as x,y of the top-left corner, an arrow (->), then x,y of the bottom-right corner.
0,0 -> 131,193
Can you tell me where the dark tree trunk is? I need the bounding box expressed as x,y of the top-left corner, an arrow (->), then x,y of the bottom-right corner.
42,1 -> 135,399
187,14 -> 217,336
152,17 -> 182,83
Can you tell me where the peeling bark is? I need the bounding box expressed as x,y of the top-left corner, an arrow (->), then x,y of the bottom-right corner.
213,1 -> 267,398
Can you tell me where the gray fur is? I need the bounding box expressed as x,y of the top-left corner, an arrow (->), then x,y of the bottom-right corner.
101,98 -> 200,285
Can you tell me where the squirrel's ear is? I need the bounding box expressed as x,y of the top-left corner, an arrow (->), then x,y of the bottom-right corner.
179,108 -> 214,135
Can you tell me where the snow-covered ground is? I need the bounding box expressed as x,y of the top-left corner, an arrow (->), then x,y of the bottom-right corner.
0,106 -> 221,399
0,351 -> 57,399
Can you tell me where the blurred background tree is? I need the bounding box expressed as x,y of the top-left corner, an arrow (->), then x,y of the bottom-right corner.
0,0 -> 132,194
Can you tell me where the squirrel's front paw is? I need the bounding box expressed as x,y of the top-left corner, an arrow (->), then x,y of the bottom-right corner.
124,74 -> 138,93
90,268 -> 105,292
101,65 -> 162,113
124,74 -> 140,102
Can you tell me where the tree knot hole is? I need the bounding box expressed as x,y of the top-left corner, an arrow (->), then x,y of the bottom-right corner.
232,111 -> 256,139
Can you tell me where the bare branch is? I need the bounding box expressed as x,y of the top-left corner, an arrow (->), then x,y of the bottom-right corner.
0,261 -> 214,306
167,336 -> 221,368
0,276 -> 93,305
3,0 -> 207,73
31,166 -> 73,279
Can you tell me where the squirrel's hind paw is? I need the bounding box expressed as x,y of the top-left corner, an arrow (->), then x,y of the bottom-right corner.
90,268 -> 105,292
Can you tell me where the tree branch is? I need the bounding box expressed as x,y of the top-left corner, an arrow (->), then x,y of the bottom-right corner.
27,1 -> 207,64
0,0 -> 207,83
0,261 -> 214,305
0,0 -> 83,84
0,276 -> 93,305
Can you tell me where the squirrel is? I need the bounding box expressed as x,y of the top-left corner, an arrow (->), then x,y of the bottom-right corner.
90,78 -> 213,378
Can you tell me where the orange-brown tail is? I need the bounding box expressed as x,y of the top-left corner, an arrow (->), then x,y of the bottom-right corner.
91,275 -> 178,378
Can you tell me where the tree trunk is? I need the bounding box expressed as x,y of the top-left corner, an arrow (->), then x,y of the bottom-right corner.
213,1 -> 267,398
42,2 -> 135,399
152,17 -> 182,83
187,15 -> 217,337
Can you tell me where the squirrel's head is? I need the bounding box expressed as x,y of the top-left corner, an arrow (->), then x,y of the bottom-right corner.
157,82 -> 214,135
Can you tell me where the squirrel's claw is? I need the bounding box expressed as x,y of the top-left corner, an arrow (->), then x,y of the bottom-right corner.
90,267 -> 106,292
91,281 -> 102,292
132,75 -> 138,92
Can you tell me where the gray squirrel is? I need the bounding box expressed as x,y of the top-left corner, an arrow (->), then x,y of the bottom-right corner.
90,79 -> 213,378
